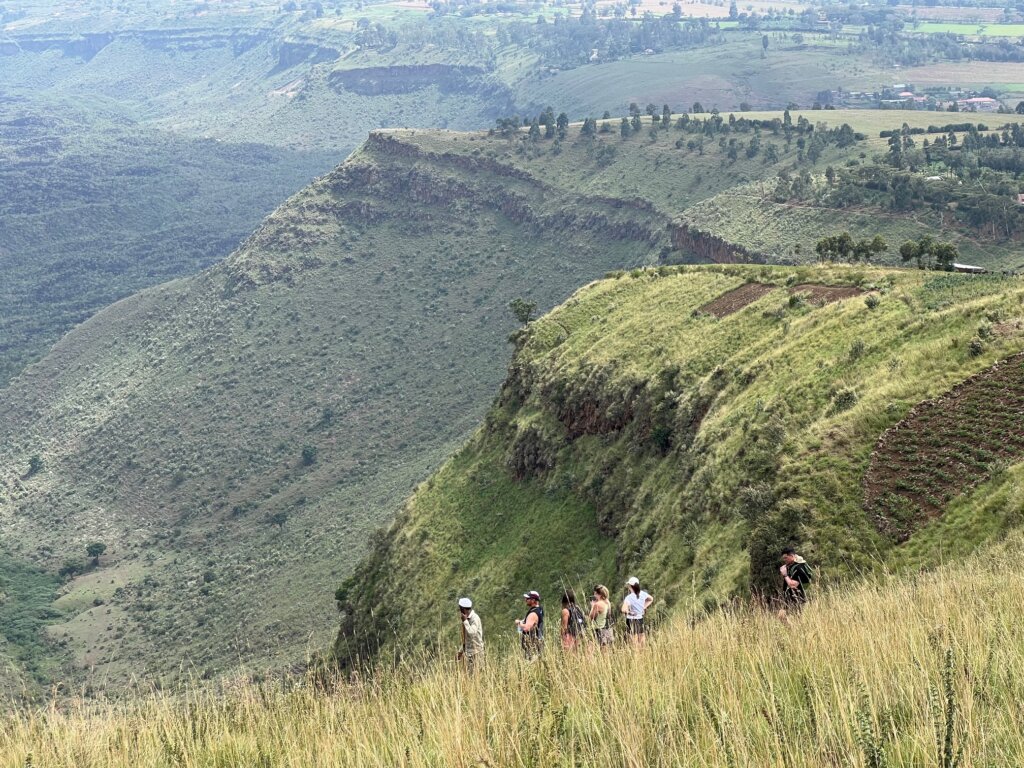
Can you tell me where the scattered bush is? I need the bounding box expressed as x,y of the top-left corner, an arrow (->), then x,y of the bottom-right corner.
25,454 -> 44,478
301,445 -> 318,466
849,339 -> 866,362
865,294 -> 880,310
829,388 -> 859,415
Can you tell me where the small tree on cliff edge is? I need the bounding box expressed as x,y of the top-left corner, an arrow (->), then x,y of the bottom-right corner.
509,298 -> 537,325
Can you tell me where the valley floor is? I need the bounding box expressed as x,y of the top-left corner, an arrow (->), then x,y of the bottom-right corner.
3,535 -> 1023,766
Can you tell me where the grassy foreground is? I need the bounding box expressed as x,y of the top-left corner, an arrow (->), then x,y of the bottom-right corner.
5,540 -> 1024,766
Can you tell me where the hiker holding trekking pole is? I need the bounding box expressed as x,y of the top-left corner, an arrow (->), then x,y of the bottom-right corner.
456,597 -> 484,673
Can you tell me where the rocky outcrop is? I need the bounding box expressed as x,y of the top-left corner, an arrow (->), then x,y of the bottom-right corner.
670,221 -> 767,264
276,39 -> 340,69
328,64 -> 486,96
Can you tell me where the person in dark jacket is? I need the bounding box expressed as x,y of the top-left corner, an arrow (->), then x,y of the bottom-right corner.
779,547 -> 812,620
514,590 -> 544,660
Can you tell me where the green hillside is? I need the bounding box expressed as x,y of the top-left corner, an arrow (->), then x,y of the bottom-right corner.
671,112 -> 1024,271
5,1 -> 1023,390
334,263 -> 1024,662
2,111 -> 1022,692
677,181 -> 1024,270
2,124 -> 775,692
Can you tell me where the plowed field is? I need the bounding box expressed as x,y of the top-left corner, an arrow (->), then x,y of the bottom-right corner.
698,283 -> 775,317
865,354 -> 1024,541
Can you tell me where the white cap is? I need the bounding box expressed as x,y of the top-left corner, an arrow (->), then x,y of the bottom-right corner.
458,597 -> 472,609
626,576 -> 640,586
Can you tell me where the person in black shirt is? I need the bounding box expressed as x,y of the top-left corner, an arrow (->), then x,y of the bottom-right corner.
515,590 -> 544,660
779,547 -> 812,619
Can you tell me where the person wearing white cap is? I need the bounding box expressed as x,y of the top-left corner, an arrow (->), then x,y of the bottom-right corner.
514,590 -> 544,660
621,577 -> 653,648
457,597 -> 484,672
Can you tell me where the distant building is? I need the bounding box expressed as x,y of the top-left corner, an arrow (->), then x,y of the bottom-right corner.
953,263 -> 987,274
1017,193 -> 1024,206
956,97 -> 1000,112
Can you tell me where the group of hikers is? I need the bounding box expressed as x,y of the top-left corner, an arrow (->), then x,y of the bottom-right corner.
456,547 -> 811,670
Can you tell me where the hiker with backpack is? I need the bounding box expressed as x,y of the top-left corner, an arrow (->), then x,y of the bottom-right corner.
514,590 -> 544,660
778,547 -> 812,620
559,589 -> 586,651
621,577 -> 653,648
589,584 -> 613,652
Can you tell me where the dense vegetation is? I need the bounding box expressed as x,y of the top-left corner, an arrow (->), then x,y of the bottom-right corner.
334,263 -> 1024,663
0,553 -> 62,697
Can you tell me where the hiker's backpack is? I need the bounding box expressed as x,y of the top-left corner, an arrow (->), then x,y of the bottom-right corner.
793,561 -> 812,584
567,604 -> 587,637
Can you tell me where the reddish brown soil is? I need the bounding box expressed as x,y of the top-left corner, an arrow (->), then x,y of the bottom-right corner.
864,353 -> 1024,541
698,283 -> 775,318
993,319 -> 1024,338
788,284 -> 864,305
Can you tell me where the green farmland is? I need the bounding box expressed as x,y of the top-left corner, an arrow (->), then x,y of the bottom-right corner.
913,22 -> 1024,37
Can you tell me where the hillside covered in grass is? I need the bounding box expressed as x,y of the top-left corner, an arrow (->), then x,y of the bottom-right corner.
674,112 -> 1024,271
0,96 -> 335,387
2,110 -> 1022,693
5,535 -> 1024,765
335,263 -> 1024,662
1,123 -> 813,693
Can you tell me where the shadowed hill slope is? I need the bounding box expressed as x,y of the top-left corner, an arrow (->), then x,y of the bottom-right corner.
334,263 -> 1024,663
0,96 -> 337,387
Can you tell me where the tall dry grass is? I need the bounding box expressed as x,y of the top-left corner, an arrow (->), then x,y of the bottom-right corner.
4,543 -> 1023,767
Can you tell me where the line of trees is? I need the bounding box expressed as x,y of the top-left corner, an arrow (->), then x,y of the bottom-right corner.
814,233 -> 888,263
899,236 -> 958,271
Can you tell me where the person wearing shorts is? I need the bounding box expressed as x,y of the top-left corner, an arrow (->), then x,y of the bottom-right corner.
621,576 -> 653,648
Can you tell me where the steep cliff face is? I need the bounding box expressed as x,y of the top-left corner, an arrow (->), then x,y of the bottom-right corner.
276,38 -> 341,69
328,64 -> 490,96
670,220 -> 768,264
334,264 -> 1024,665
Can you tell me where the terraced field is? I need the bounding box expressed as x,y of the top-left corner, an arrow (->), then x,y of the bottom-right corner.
698,282 -> 775,317
867,353 -> 1024,541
